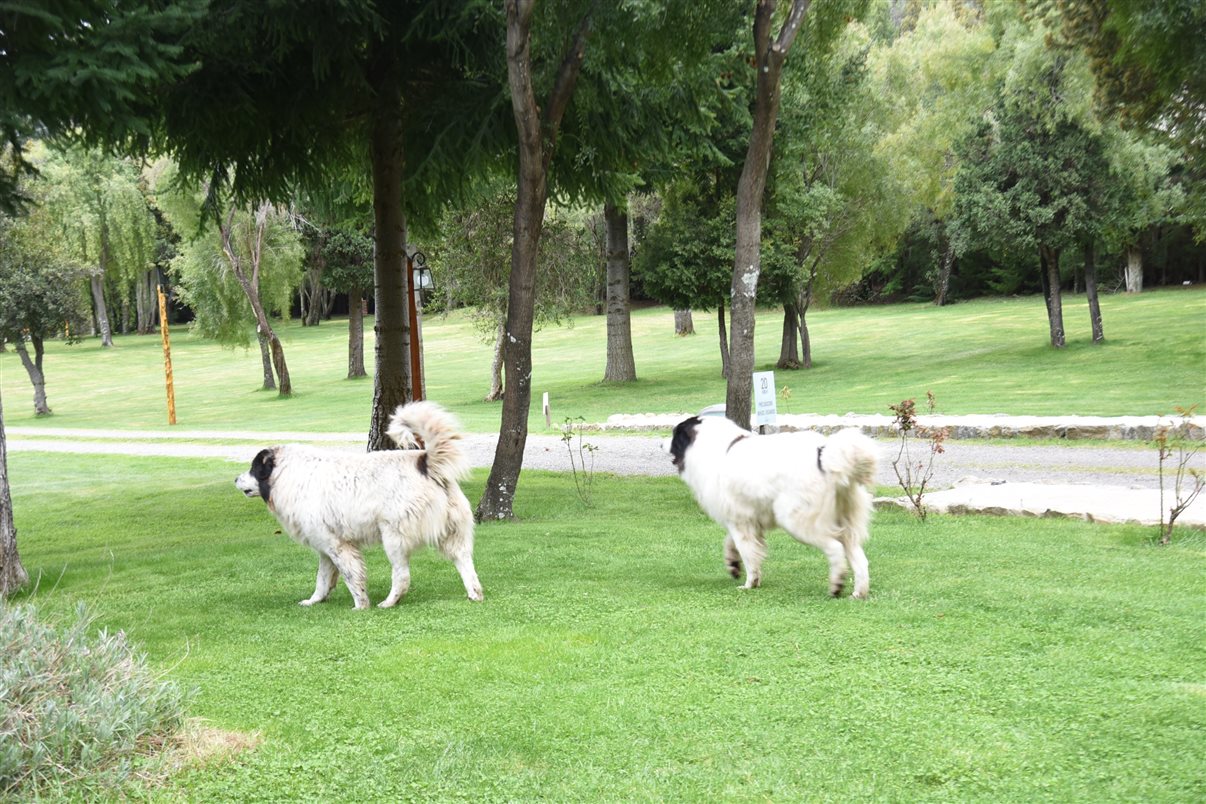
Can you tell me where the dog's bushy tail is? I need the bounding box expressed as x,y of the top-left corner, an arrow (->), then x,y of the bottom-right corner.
822,428 -> 879,491
387,401 -> 470,485
822,428 -> 879,549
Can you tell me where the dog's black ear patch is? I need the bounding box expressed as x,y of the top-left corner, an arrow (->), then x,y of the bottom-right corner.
251,449 -> 275,502
669,417 -> 702,473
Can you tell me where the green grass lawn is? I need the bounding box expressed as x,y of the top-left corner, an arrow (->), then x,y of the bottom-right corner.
8,452 -> 1204,801
2,287 -> 1203,435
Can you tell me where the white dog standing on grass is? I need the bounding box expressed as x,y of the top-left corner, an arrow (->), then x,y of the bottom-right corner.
235,401 -> 482,609
667,415 -> 880,598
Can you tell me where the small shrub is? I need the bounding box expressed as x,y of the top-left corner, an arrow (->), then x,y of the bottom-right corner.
1154,405 -> 1204,545
889,392 -> 949,521
0,601 -> 189,798
560,416 -> 598,507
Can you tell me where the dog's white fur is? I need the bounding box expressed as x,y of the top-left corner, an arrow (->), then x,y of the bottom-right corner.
668,416 -> 879,598
235,401 -> 482,609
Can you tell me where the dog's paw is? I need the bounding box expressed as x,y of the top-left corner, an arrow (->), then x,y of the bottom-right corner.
829,583 -> 845,598
851,588 -> 869,600
727,560 -> 742,579
377,598 -> 398,609
299,598 -> 318,606
467,587 -> 484,602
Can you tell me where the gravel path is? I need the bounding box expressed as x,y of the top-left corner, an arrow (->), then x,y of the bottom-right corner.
5,428 -> 1182,490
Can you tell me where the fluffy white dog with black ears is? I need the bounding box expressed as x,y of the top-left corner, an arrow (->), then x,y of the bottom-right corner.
667,415 -> 879,598
235,401 -> 482,609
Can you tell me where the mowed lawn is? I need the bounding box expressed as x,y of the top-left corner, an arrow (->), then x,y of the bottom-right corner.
8,453 -> 1205,800
1,287 -> 1203,435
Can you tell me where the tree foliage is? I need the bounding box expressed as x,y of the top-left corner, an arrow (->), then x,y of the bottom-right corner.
0,0 -> 202,214
151,163 -> 303,351
0,219 -> 90,344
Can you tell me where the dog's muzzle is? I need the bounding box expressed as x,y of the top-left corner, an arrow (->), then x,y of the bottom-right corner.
235,473 -> 259,499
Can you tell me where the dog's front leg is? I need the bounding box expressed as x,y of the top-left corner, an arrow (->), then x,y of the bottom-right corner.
330,544 -> 371,609
300,553 -> 339,606
730,529 -> 767,589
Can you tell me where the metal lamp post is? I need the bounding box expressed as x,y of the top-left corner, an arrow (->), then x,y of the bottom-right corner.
406,249 -> 434,402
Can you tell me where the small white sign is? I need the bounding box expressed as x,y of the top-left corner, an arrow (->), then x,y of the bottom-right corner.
752,371 -> 777,427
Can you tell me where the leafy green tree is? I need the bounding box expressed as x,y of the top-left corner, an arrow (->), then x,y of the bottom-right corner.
0,0 -> 200,597
870,0 -> 996,304
433,184 -> 597,401
153,163 -> 304,393
142,0 -> 509,448
726,0 -> 815,427
723,0 -> 877,425
952,47 -> 1113,347
320,228 -> 375,379
1101,134 -> 1184,292
762,14 -> 910,369
1053,0 -> 1205,165
37,146 -> 157,347
0,218 -> 90,415
634,178 -> 738,378
0,1 -> 201,216
478,0 -> 744,520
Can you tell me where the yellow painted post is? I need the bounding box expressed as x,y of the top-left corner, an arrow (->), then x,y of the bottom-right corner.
157,285 -> 177,425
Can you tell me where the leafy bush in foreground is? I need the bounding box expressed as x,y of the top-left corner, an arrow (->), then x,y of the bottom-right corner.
0,602 -> 188,798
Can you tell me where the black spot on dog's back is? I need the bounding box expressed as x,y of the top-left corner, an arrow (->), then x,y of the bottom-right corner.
669,417 -> 702,473
417,452 -> 428,477
251,449 -> 276,502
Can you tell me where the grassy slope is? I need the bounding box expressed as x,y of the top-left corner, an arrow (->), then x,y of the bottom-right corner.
1,288 -> 1203,435
9,452 -> 1204,801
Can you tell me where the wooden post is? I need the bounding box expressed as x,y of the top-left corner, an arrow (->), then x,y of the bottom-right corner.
157,285 -> 177,425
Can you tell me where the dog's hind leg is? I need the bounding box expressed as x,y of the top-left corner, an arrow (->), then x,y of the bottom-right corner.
329,543 -> 370,609
300,553 -> 340,606
723,534 -> 743,579
451,550 -> 484,602
844,538 -> 870,600
378,537 -> 412,607
777,503 -> 848,597
729,528 -> 767,589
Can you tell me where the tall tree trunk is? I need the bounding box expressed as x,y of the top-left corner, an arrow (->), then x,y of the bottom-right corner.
726,0 -> 809,428
221,205 -> 293,396
485,321 -> 505,402
798,271 -> 817,369
799,305 -> 813,369
674,309 -> 694,336
477,0 -> 590,522
136,270 -> 152,334
120,291 -> 132,334
1084,239 -> 1104,343
1125,245 -> 1143,293
1040,244 -> 1066,348
367,73 -> 412,451
302,253 -> 325,326
89,273 -> 113,348
934,239 -> 955,306
0,387 -> 28,598
258,333 -> 276,391
777,303 -> 800,369
603,200 -> 636,382
14,338 -> 51,415
348,288 -> 366,378
717,302 -> 730,379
